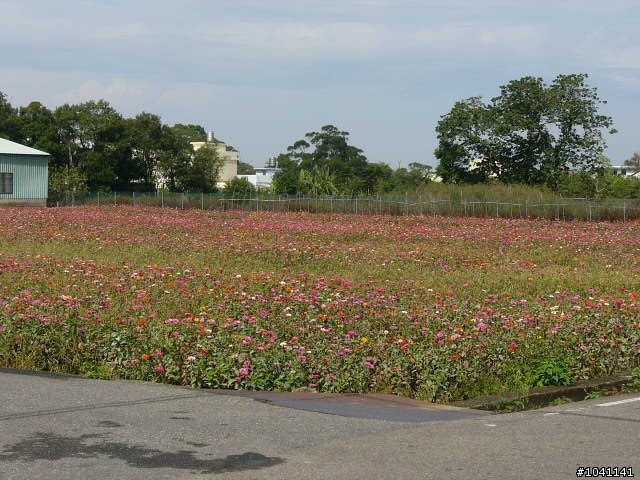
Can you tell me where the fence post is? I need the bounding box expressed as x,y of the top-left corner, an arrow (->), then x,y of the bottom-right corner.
133,191 -> 136,206
161,191 -> 164,208
181,192 -> 184,209
201,192 -> 204,210
114,191 -> 116,206
525,200 -> 529,219
624,201 -> 627,222
97,191 -> 100,206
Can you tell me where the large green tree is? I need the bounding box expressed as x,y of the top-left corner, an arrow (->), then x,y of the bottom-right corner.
127,112 -> 165,189
273,125 -> 377,194
53,100 -> 128,190
435,74 -> 615,189
179,143 -> 222,192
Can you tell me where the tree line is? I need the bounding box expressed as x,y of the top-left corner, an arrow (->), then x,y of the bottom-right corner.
0,93 -> 257,198
3,72 -> 639,200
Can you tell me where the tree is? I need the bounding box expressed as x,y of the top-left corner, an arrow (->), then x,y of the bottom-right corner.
435,74 -> 615,189
48,165 -> 88,203
127,112 -> 165,189
624,152 -> 640,168
0,92 -> 19,140
298,165 -> 339,195
237,160 -> 255,175
53,100 -> 126,190
271,154 -> 302,194
274,125 -> 376,194
156,128 -> 193,192
171,123 -> 207,142
180,143 -> 222,192
223,177 -> 256,195
16,101 -> 59,154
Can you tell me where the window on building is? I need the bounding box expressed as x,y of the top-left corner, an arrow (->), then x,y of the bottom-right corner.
0,172 -> 13,194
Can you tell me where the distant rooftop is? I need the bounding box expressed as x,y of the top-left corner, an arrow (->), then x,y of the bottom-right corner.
0,138 -> 50,156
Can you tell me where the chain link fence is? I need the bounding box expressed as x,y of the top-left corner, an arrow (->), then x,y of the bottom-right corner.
51,191 -> 640,222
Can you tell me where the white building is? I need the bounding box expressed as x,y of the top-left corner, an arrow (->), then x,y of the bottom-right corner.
191,132 -> 238,189
237,166 -> 281,189
154,131 -> 239,191
610,165 -> 640,178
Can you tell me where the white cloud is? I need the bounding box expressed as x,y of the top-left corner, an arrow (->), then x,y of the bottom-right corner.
600,48 -> 640,70
604,72 -> 640,93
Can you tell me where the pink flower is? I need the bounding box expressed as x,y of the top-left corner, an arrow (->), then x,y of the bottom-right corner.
155,365 -> 166,374
187,355 -> 196,362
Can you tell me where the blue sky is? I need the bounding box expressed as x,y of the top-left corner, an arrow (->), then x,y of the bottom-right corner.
1,0 -> 638,168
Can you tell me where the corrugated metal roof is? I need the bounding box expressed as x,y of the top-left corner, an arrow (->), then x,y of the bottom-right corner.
0,138 -> 50,156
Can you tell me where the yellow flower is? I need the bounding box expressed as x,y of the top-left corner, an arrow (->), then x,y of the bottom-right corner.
361,337 -> 369,344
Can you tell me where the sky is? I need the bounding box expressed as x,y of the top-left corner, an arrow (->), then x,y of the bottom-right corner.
1,0 -> 639,168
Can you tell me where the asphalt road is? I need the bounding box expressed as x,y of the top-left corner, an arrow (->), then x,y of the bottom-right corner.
0,367 -> 638,479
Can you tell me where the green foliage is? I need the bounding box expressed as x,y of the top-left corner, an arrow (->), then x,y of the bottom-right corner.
624,152 -> 640,168
0,92 -> 20,140
0,90 -> 219,193
180,144 -> 222,192
495,399 -> 527,413
48,165 -> 89,202
584,391 -> 603,400
299,165 -> 339,195
271,154 -> 301,194
170,123 -> 206,142
435,74 -> 615,189
549,396 -> 572,406
275,125 -> 378,195
526,358 -> 574,388
627,367 -> 640,391
237,161 -> 255,175
223,177 -> 256,195
80,363 -> 113,380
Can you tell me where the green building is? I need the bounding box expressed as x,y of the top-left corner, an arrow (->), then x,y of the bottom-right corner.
0,138 -> 49,206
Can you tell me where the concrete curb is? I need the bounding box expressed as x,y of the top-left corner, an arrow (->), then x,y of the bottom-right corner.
450,375 -> 633,411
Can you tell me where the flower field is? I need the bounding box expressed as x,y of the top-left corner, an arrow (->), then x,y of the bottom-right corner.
0,206 -> 639,402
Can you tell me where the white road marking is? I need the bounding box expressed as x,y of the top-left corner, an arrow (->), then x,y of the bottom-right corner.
543,412 -> 559,416
484,424 -> 497,427
596,396 -> 640,407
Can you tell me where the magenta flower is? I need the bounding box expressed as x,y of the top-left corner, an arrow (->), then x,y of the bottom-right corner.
155,365 -> 166,374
